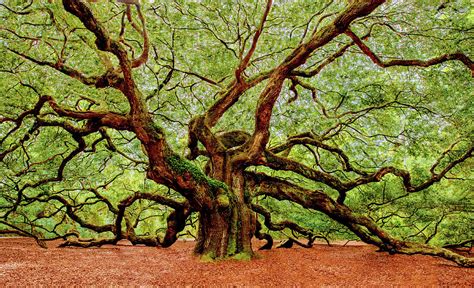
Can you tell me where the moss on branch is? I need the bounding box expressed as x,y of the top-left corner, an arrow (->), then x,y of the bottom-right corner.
166,155 -> 228,192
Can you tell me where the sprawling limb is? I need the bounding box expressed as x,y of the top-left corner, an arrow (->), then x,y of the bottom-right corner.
1,1 -> 218,252
443,239 -> 473,250
195,2 -> 386,153
59,0 -> 223,212
116,192 -> 191,247
263,141 -> 472,204
245,1 -> 386,161
0,220 -> 48,248
7,187 -> 193,248
246,172 -> 473,267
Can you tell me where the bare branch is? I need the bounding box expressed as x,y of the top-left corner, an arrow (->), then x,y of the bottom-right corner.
235,0 -> 272,82
345,29 -> 474,74
7,48 -> 99,86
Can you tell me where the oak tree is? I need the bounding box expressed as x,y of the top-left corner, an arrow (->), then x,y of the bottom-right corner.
0,0 -> 472,266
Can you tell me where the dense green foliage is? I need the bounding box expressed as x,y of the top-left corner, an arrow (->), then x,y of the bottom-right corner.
0,0 -> 472,258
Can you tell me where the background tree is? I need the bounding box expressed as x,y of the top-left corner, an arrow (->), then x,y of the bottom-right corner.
0,0 -> 472,266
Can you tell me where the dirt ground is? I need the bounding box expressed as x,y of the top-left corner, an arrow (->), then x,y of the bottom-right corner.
0,238 -> 472,287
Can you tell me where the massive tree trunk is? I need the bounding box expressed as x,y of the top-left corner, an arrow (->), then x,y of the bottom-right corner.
194,159 -> 255,259
194,203 -> 254,260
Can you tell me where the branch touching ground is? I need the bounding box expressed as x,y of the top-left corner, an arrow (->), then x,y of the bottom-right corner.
246,171 -> 474,267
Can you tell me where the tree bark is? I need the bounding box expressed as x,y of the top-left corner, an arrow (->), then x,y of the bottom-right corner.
194,163 -> 254,260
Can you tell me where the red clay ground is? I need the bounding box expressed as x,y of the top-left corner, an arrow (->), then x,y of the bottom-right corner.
0,237 -> 472,287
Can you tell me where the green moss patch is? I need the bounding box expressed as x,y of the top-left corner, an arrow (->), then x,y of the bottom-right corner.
166,155 -> 228,192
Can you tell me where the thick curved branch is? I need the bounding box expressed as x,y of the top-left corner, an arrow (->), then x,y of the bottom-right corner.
246,1 -> 386,161
291,38 -> 356,78
45,96 -> 131,130
62,0 -> 145,115
254,219 -> 273,250
203,82 -> 249,128
251,203 -> 314,238
126,203 -> 191,248
59,191 -> 191,248
251,203 -> 325,249
202,2 -> 386,132
60,2 -> 219,212
262,150 -> 346,191
115,192 -> 190,243
443,239 -> 473,250
246,171 -> 473,267
246,171 -> 399,247
0,220 -> 47,248
187,116 -> 225,159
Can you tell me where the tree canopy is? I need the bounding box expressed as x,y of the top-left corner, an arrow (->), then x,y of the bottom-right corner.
0,0 -> 472,266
